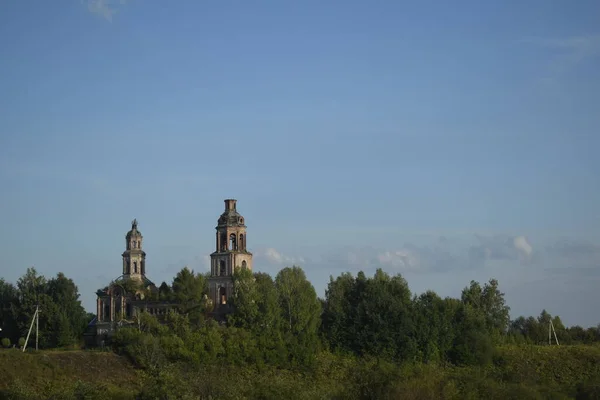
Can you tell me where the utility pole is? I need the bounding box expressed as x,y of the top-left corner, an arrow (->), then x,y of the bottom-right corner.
36,306 -> 39,351
23,305 -> 40,352
548,319 -> 560,346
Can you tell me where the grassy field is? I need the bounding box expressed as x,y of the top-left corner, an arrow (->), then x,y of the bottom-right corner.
1,345 -> 599,399
0,349 -> 139,399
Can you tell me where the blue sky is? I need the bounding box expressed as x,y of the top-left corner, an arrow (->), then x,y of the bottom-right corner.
1,0 -> 599,327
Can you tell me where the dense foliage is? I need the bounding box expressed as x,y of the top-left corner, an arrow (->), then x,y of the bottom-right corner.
0,268 -> 91,349
1,265 -> 600,399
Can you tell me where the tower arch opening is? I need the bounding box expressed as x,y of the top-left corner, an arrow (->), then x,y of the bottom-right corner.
219,286 -> 227,305
229,233 -> 237,251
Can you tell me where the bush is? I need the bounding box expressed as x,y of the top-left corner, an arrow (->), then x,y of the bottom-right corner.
18,337 -> 26,347
1,338 -> 11,348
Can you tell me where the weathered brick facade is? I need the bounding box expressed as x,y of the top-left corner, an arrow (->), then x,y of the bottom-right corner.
208,199 -> 253,314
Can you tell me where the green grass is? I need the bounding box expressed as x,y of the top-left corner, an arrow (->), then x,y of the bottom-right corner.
1,345 -> 599,399
0,349 -> 139,399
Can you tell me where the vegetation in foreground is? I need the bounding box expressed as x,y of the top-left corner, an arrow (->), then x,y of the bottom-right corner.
1,345 -> 599,399
1,266 -> 600,399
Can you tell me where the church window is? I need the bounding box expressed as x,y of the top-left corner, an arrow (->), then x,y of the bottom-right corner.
103,303 -> 110,322
242,260 -> 247,270
221,233 -> 227,251
219,260 -> 226,276
134,261 -> 138,273
239,234 -> 244,250
229,233 -> 237,250
220,286 -> 227,305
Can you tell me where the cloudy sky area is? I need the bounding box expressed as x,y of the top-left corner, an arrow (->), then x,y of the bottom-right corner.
0,1 -> 599,327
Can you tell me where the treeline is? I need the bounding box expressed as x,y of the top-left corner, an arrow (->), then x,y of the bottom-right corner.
105,267 -> 600,399
112,267 -> 599,371
1,265 -> 599,354
0,268 -> 92,349
2,266 -> 600,399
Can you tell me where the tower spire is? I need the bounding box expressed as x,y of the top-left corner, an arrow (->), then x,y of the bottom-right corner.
208,199 -> 253,311
122,219 -> 146,280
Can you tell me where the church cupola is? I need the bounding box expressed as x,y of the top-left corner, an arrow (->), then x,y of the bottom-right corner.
122,219 -> 146,280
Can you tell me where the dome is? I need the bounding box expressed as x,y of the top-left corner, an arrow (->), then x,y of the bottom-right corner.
217,200 -> 246,227
126,219 -> 143,239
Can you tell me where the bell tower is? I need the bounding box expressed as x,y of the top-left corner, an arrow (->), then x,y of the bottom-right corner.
122,219 -> 146,281
208,199 -> 253,309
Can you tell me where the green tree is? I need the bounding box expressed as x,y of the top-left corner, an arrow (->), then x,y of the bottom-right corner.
412,290 -> 451,363
158,281 -> 173,301
354,269 -> 416,362
321,272 -> 356,352
461,279 -> 510,342
322,269 -> 417,362
171,267 -> 207,325
46,272 -> 88,346
0,278 -> 19,343
275,266 -> 322,365
449,303 -> 493,366
253,272 -> 286,366
228,267 -> 259,329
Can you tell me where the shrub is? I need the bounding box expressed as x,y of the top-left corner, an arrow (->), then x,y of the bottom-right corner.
1,338 -> 11,348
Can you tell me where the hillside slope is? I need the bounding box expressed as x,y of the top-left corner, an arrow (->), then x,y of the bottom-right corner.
0,350 -> 139,399
0,345 -> 599,399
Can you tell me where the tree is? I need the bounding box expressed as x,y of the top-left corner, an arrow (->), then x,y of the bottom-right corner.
413,290 -> 452,363
461,279 -> 510,342
158,282 -> 172,301
321,272 -> 356,351
275,266 -> 322,365
449,303 -> 493,366
0,279 -> 19,343
228,267 -> 259,329
171,267 -> 207,325
46,272 -> 88,346
353,269 -> 416,361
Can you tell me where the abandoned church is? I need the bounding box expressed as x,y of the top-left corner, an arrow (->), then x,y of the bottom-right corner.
84,199 -> 253,346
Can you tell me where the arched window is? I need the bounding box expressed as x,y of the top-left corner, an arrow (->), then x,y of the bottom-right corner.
133,261 -> 138,273
115,298 -> 122,318
103,303 -> 110,322
239,234 -> 244,251
220,233 -> 227,251
219,260 -> 226,276
229,233 -> 237,250
242,260 -> 247,270
137,240 -> 141,248
219,286 -> 227,305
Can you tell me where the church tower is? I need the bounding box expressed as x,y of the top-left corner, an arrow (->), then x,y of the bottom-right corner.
208,199 -> 253,309
122,219 -> 146,281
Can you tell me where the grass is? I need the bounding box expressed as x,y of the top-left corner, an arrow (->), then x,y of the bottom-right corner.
0,345 -> 599,399
0,349 -> 139,397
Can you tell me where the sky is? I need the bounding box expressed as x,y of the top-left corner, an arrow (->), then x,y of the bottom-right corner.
0,0 -> 599,327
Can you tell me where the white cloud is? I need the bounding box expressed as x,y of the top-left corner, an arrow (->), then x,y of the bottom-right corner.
513,236 -> 533,258
377,250 -> 419,270
261,248 -> 305,266
86,0 -> 129,22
